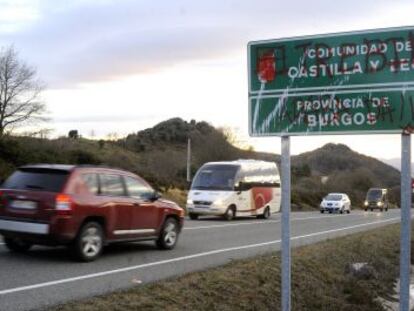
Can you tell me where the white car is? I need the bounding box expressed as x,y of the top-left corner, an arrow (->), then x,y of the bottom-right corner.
320,193 -> 351,214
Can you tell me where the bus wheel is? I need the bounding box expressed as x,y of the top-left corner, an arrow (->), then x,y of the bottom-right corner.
258,207 -> 271,219
224,206 -> 236,221
189,213 -> 198,220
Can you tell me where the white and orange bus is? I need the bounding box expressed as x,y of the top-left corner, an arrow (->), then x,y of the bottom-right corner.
186,160 -> 281,220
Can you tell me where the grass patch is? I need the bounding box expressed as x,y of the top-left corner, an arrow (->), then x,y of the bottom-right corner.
49,223 -> 406,311
161,188 -> 187,210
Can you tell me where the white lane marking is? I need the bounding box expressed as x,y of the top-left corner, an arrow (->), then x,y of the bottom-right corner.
184,212 -> 385,231
184,220 -> 281,230
290,217 -> 399,240
0,217 -> 399,296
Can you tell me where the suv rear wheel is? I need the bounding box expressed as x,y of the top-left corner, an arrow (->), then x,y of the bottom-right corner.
157,218 -> 179,250
71,222 -> 104,262
4,237 -> 32,252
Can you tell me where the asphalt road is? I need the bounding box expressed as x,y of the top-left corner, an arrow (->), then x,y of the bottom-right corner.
0,209 -> 403,311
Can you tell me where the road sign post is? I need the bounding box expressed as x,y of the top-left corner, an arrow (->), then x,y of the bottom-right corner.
281,136 -> 291,311
248,26 -> 414,311
400,133 -> 411,311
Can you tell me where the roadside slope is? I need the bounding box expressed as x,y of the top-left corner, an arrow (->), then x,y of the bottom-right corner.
49,221 -> 404,311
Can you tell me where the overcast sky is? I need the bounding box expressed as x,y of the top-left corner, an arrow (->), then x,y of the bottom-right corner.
1,0 -> 414,159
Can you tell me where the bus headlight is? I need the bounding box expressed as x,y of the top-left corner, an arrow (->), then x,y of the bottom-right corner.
364,201 -> 368,206
186,199 -> 193,205
213,199 -> 223,206
377,202 -> 383,207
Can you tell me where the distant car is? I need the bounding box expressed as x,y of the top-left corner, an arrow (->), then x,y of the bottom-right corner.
0,165 -> 185,261
364,188 -> 389,212
320,193 -> 351,214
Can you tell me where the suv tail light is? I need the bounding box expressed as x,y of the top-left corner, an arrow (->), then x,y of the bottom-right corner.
55,194 -> 73,215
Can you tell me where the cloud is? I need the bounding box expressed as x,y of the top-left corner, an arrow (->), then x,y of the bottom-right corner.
53,114 -> 159,123
1,0 -> 413,88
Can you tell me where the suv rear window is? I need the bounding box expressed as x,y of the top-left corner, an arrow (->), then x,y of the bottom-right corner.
2,168 -> 70,192
81,173 -> 99,195
100,174 -> 125,196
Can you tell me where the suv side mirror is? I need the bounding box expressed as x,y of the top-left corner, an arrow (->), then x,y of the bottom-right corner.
154,191 -> 162,201
146,191 -> 162,202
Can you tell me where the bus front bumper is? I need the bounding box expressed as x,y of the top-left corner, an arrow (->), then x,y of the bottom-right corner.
187,205 -> 225,216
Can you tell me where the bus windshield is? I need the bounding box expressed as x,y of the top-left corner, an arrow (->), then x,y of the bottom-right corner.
191,165 -> 239,191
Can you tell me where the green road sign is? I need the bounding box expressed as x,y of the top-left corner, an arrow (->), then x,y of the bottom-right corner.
248,26 -> 414,136
250,88 -> 414,136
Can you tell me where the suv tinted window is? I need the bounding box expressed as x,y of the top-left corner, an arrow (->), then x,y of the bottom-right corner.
124,176 -> 153,198
100,174 -> 125,196
2,168 -> 69,192
81,173 -> 99,194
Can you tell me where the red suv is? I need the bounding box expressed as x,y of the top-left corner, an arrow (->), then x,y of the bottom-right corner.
0,165 -> 184,261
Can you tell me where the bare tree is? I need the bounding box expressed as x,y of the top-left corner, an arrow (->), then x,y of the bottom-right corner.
0,46 -> 46,136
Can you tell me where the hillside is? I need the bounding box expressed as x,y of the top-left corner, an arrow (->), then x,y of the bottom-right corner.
0,118 -> 276,206
381,158 -> 414,178
0,118 -> 402,209
293,144 -> 400,185
120,118 -> 277,188
291,144 -> 401,209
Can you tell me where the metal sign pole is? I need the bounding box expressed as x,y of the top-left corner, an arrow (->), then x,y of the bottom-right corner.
186,138 -> 191,182
281,135 -> 291,311
400,133 -> 411,311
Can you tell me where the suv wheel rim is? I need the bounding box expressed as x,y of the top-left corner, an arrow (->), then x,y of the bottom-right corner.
81,227 -> 102,257
164,222 -> 177,247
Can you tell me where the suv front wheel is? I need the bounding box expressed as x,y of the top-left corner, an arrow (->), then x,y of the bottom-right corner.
157,218 -> 179,250
71,222 -> 104,262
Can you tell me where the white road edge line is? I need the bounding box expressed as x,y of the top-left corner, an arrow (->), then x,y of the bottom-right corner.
0,217 -> 399,296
